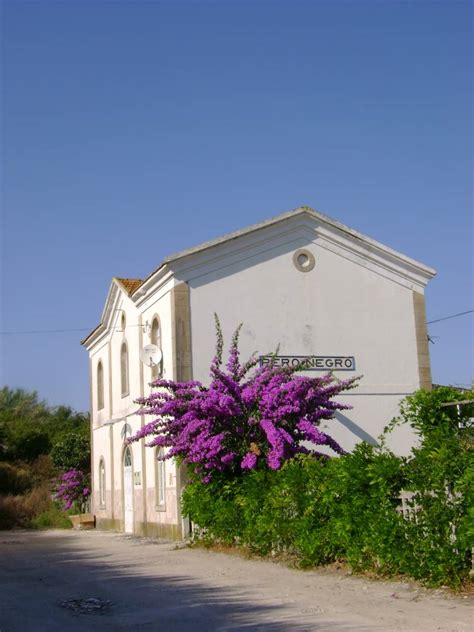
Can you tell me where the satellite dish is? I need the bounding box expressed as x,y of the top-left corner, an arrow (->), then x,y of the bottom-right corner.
140,344 -> 162,367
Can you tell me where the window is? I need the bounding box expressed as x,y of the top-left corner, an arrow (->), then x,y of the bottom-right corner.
97,361 -> 104,410
121,312 -> 126,332
151,316 -> 162,379
120,342 -> 129,396
99,458 -> 106,508
292,248 -> 315,272
155,448 -> 166,508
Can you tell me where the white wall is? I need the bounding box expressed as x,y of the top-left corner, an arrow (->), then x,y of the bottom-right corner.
139,283 -> 180,528
173,218 -> 427,455
88,278 -> 181,530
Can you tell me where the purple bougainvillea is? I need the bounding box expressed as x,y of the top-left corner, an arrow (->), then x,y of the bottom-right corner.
129,316 -> 359,482
54,469 -> 90,512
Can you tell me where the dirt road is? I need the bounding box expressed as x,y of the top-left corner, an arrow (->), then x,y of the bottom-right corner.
0,530 -> 471,631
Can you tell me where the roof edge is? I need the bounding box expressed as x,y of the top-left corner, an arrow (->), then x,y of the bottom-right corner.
83,204 -> 437,345
159,206 -> 436,280
80,277 -> 137,347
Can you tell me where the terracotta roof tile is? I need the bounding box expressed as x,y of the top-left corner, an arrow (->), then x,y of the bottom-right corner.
115,278 -> 143,296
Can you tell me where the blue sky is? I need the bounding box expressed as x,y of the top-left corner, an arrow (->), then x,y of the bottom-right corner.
1,0 -> 472,411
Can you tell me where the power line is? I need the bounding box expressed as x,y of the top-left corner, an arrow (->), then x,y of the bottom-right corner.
1,327 -> 92,335
0,324 -> 143,335
1,309 -> 472,335
427,309 -> 474,325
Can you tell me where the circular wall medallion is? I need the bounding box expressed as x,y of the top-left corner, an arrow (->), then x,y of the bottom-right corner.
293,249 -> 315,272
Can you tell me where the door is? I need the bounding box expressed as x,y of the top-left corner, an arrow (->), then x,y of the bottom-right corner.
123,447 -> 134,533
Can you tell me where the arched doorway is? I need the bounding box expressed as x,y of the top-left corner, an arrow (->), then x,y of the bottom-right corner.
123,446 -> 134,533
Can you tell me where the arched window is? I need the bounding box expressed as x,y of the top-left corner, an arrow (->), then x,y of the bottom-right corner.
151,316 -> 162,379
155,448 -> 166,509
120,342 -> 129,396
97,361 -> 104,410
99,458 -> 106,508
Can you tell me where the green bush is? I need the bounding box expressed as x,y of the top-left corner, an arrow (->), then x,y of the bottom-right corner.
183,387 -> 474,588
30,503 -> 73,529
389,387 -> 474,585
0,487 -> 73,530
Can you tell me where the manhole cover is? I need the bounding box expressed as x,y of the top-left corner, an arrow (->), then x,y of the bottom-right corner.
58,598 -> 113,615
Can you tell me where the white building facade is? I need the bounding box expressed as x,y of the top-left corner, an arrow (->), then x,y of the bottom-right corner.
81,207 -> 435,538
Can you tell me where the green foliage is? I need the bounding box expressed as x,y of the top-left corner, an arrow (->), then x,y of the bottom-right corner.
29,503 -> 74,529
51,431 -> 91,472
9,428 -> 52,462
0,387 -> 91,528
0,387 -> 90,465
391,387 -> 474,585
183,387 -> 474,588
183,476 -> 244,545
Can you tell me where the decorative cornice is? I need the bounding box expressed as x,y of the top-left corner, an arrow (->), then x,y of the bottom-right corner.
161,207 -> 436,281
81,281 -> 121,349
82,205 -> 437,348
166,212 -> 435,291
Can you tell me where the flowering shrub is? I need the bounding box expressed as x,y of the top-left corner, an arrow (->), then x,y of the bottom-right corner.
183,387 -> 474,588
54,469 -> 90,512
130,317 -> 358,481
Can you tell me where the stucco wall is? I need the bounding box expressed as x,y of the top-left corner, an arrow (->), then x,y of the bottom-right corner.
89,280 -> 182,533
178,220 -> 427,455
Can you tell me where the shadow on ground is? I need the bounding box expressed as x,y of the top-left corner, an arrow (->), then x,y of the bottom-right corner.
0,530 -> 373,631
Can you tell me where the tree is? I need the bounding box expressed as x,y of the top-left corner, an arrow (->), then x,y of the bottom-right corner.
51,432 -> 91,473
0,388 -> 49,462
0,387 -> 89,464
0,387 -> 48,420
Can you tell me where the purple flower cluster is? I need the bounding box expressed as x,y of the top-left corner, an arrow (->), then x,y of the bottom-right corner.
54,469 -> 90,512
129,317 -> 359,482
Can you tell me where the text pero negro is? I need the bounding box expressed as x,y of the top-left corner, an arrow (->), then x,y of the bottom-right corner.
259,356 -> 356,371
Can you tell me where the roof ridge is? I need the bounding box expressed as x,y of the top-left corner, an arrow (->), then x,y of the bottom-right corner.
135,206 -> 435,293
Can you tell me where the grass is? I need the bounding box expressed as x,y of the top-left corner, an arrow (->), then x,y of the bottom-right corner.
29,504 -> 73,529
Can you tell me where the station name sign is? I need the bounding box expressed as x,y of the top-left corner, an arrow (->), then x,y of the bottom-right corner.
259,355 -> 356,371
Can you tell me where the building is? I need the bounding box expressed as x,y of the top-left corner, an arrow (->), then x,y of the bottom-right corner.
81,206 -> 436,537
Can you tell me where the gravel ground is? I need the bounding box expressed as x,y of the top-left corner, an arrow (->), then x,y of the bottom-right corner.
0,529 -> 472,631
